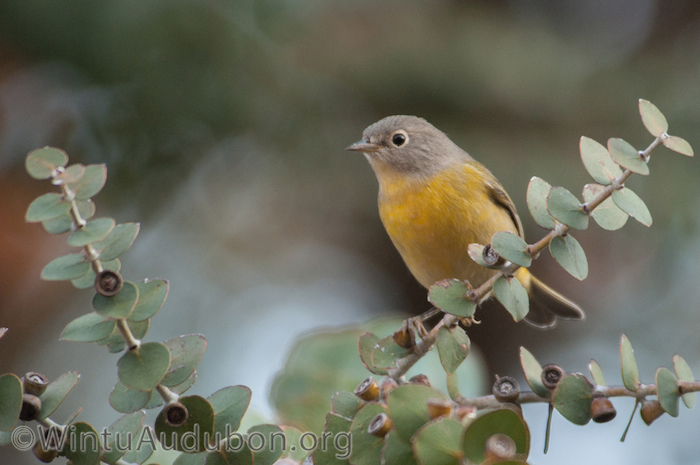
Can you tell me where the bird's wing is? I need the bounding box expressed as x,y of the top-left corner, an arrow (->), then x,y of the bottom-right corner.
484,174 -> 524,239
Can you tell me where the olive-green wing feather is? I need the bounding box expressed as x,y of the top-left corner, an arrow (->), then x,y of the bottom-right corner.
484,174 -> 524,239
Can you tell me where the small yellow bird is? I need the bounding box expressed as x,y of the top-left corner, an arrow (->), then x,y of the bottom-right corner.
347,115 -> 584,328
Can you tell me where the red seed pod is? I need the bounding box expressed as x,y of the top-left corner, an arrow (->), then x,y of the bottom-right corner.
368,413 -> 393,438
427,398 -> 454,419
163,401 -> 189,427
354,377 -> 380,402
492,376 -> 520,403
591,397 -> 617,423
484,433 -> 517,462
640,399 -> 665,426
22,372 -> 49,396
541,364 -> 564,390
409,374 -> 431,387
95,270 -> 124,297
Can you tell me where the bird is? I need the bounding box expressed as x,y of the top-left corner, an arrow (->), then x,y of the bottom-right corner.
346,115 -> 584,328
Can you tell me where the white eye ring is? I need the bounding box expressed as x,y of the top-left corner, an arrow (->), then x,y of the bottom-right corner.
391,130 -> 408,147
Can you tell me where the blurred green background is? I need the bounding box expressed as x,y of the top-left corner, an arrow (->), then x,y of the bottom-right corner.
1,0 -> 700,463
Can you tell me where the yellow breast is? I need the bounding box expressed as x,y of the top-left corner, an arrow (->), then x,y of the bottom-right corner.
375,161 -> 519,288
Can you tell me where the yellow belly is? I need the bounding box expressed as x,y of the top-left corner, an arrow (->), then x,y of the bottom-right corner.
377,162 -> 519,289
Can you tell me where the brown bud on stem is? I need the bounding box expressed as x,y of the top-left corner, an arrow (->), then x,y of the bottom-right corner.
484,433 -> 517,462
354,377 -> 380,402
483,244 -> 505,267
22,372 -> 48,396
163,401 -> 189,427
590,397 -> 617,423
492,376 -> 520,403
368,413 -> 393,438
392,324 -> 415,349
95,270 -> 124,297
20,394 -> 42,421
381,378 -> 399,399
427,398 -> 454,419
32,441 -> 58,463
455,405 -> 477,421
541,364 -> 564,390
640,399 -> 665,426
409,374 -> 431,387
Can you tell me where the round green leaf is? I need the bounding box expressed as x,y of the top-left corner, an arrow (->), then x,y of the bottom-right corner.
608,138 -> 649,175
172,452 -> 208,465
26,193 -> 71,222
656,367 -> 680,417
0,374 -> 22,432
69,164 -> 107,199
313,413 -> 352,465
588,359 -> 606,387
42,199 -> 95,235
109,382 -> 151,414
348,403 -> 388,465
64,422 -> 101,465
526,176 -> 556,229
673,355 -> 695,409
41,253 -> 90,280
436,326 -> 470,375
68,217 -> 116,247
61,312 -> 117,343
101,411 -> 145,464
620,335 -> 640,392
462,405 -> 529,464
639,100 -> 668,137
612,188 -> 652,227
428,279 -> 476,318
160,334 -> 207,387
582,184 -> 628,231
549,235 -> 588,280
71,258 -> 120,290
129,279 -> 169,322
94,222 -> 141,261
387,384 -> 448,443
279,425 -> 310,463
371,335 -> 411,372
222,440 -> 254,465
118,342 -> 171,391
26,147 -> 68,179
358,332 -> 387,375
493,276 -> 529,322
331,391 -> 365,420
547,187 -> 589,230
413,417 -> 462,465
121,426 -> 155,464
662,134 -> 694,156
382,430 -> 417,465
52,163 -> 85,185
208,385 -> 252,438
155,395 -> 215,452
552,373 -> 594,425
519,347 -> 549,398
580,136 -> 623,185
38,372 -> 80,420
247,424 -> 284,465
491,231 -> 532,267
93,281 -> 139,319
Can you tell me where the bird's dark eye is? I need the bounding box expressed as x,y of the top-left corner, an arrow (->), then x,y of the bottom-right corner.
391,132 -> 407,147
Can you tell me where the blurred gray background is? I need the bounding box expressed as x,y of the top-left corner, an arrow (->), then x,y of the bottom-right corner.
1,0 -> 700,463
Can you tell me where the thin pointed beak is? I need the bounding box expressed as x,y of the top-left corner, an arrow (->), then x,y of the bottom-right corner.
345,140 -> 380,152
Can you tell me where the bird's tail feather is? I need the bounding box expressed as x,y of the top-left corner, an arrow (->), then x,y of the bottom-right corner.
520,272 -> 585,329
